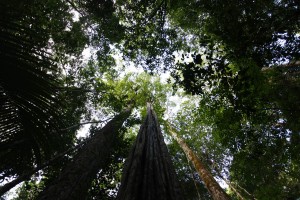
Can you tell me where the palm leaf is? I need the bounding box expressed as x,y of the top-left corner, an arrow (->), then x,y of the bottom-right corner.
0,2 -> 73,178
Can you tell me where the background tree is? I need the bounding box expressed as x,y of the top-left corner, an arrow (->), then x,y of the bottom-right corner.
167,124 -> 230,200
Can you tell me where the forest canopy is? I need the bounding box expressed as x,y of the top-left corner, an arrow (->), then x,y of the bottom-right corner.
0,0 -> 299,199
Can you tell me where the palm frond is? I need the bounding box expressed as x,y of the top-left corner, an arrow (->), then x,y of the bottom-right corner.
0,2 -> 74,178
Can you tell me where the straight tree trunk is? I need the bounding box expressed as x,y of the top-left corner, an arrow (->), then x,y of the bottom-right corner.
37,107 -> 132,200
0,142 -> 79,196
116,103 -> 183,200
0,131 -> 98,196
167,124 -> 230,200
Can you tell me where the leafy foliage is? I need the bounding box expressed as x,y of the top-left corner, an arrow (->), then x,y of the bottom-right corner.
115,0 -> 180,72
11,179 -> 45,200
0,0 -> 79,178
169,0 -> 300,66
100,72 -> 171,116
1,0 -> 300,199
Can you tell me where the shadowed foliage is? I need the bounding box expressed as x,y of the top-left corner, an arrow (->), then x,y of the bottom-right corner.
0,0 -> 73,179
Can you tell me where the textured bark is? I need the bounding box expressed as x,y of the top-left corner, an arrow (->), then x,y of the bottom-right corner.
0,172 -> 33,197
0,134 -> 93,196
37,107 -> 131,200
168,125 -> 230,200
116,103 -> 183,200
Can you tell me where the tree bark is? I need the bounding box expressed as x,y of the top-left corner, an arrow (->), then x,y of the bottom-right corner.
37,107 -> 132,200
167,124 -> 230,200
0,132 -> 96,196
116,103 -> 183,200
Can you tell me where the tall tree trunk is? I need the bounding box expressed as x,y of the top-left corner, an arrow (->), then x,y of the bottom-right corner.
167,124 -> 230,200
0,130 -> 99,197
0,143 -> 75,196
37,107 -> 132,200
116,103 -> 183,200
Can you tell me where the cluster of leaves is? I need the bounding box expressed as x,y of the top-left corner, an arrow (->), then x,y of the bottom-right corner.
169,0 -> 300,66
0,0 -> 80,179
0,0 -> 123,183
262,65 -> 300,132
115,0 -> 181,72
168,0 -> 300,116
171,44 -> 233,95
170,46 -> 268,118
10,179 -> 45,200
99,72 -> 171,116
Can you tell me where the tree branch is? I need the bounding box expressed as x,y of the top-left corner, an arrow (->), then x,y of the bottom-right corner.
60,118 -> 113,131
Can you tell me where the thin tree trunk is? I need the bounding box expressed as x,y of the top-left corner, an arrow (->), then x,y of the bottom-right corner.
219,176 -> 244,200
185,154 -> 202,200
37,107 -> 132,200
167,124 -> 230,200
213,167 -> 250,200
116,103 -> 183,200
